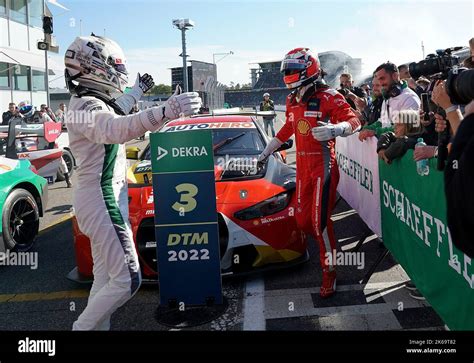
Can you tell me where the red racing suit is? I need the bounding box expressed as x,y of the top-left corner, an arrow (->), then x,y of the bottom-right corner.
276,86 -> 360,272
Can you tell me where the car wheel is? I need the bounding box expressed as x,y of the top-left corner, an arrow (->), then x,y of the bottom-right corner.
2,189 -> 40,252
56,149 -> 74,181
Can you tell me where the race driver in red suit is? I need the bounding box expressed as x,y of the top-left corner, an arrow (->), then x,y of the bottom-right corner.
258,48 -> 360,297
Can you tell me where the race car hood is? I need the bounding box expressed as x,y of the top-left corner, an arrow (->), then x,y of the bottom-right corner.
129,156 -> 296,205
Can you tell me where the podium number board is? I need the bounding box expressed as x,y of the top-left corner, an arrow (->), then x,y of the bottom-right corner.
150,130 -> 223,306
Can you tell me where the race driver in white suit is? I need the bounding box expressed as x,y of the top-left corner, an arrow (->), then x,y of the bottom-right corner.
64,34 -> 202,330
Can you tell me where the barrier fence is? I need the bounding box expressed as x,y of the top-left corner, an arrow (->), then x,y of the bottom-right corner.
336,137 -> 474,330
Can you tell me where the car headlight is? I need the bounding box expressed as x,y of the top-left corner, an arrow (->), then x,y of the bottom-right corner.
234,192 -> 292,220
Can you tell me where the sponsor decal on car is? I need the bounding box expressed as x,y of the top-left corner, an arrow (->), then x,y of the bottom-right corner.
163,122 -> 255,133
261,215 -> 286,224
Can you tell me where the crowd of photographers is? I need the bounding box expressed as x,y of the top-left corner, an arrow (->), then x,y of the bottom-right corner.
338,38 -> 474,299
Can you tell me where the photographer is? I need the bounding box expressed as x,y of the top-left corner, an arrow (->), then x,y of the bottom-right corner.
444,100 -> 474,257
259,92 -> 276,137
337,73 -> 367,111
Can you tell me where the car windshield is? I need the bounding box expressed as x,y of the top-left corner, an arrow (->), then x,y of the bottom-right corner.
211,129 -> 265,156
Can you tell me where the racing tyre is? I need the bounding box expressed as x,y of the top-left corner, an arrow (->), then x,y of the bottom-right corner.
56,149 -> 74,181
2,189 -> 40,252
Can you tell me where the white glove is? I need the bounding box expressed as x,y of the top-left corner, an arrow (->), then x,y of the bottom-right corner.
162,85 -> 202,120
257,137 -> 284,163
311,121 -> 353,141
115,73 -> 154,114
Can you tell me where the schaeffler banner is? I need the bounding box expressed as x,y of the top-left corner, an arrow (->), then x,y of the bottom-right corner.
380,151 -> 474,330
335,135 -> 382,237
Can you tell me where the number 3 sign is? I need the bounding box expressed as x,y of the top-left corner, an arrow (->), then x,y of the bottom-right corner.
150,130 -> 223,307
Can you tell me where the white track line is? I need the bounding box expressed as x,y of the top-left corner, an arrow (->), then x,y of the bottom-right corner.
243,276 -> 266,331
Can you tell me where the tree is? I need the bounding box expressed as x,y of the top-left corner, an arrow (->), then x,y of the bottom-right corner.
147,84 -> 172,95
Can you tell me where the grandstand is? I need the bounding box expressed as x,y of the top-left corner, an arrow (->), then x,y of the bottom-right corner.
224,51 -> 362,108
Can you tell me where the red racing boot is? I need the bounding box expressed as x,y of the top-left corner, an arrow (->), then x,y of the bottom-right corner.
320,269 -> 337,298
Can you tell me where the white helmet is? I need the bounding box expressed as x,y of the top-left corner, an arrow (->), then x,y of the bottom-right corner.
263,92 -> 270,97
64,34 -> 129,94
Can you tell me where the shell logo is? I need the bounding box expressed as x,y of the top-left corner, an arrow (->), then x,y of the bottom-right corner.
297,119 -> 311,136
0,165 -> 12,171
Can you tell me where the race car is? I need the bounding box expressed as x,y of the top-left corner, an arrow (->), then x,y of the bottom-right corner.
0,118 -> 63,184
0,155 -> 48,258
68,112 -> 308,282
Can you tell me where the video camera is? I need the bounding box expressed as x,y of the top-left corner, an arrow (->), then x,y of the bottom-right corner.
409,47 -> 474,105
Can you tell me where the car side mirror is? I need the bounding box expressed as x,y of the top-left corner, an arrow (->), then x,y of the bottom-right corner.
276,139 -> 293,152
126,146 -> 140,160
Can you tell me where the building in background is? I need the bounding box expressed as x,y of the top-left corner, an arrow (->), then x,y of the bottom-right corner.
0,0 -> 55,109
171,60 -> 225,110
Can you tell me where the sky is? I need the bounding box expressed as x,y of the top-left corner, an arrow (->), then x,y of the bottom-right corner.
47,0 -> 474,89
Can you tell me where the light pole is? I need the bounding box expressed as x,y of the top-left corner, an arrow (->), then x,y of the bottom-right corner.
173,18 -> 195,92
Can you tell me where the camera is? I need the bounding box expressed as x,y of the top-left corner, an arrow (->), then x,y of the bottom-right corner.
409,47 -> 474,105
409,47 -> 461,79
446,67 -> 474,105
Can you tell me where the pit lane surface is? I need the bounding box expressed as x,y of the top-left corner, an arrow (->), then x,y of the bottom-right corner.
0,114 -> 446,331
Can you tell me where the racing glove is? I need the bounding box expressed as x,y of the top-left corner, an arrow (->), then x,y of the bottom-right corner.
311,121 -> 354,141
257,137 -> 284,164
161,85 -> 202,121
141,86 -> 202,132
115,73 -> 155,114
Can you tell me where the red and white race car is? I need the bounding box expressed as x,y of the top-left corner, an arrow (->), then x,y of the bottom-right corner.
68,113 -> 308,282
0,120 -> 63,184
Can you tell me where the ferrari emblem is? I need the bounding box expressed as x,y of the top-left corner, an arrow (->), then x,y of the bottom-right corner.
240,190 -> 248,199
297,119 -> 311,136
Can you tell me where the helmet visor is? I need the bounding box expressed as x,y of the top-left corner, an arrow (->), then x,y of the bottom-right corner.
114,63 -> 128,75
280,58 -> 306,74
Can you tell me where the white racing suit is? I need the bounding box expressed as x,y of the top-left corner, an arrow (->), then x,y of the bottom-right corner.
67,96 -> 167,330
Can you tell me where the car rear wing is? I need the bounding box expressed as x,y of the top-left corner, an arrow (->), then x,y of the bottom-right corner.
0,120 -> 61,142
2,119 -> 62,159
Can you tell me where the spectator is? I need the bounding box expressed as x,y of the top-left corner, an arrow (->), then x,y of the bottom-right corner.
55,103 -> 66,125
40,104 -> 56,122
337,73 -> 367,111
377,110 -> 423,164
259,92 -> 276,137
398,64 -> 426,97
397,64 -> 411,80
2,103 -> 20,125
359,77 -> 384,141
375,62 -> 420,128
360,83 -> 371,99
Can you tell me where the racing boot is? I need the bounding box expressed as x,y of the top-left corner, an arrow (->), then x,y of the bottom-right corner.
65,172 -> 73,188
320,269 -> 337,298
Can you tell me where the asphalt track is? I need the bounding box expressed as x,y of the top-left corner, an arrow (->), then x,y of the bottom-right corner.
0,114 -> 446,331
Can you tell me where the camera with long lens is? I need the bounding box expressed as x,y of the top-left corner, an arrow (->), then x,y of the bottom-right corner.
409,47 -> 474,105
